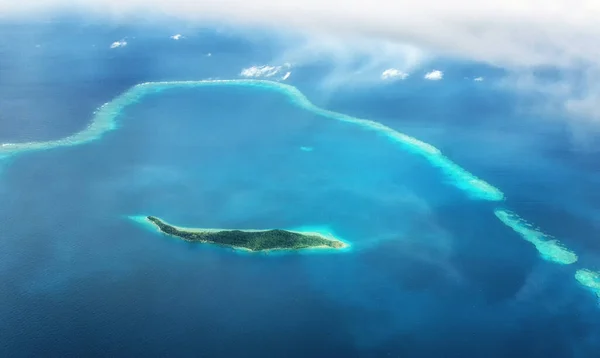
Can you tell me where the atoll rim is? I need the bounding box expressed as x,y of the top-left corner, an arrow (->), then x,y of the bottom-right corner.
0,79 -> 504,202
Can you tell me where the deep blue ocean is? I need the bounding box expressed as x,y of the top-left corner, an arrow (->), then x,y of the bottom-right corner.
1,19 -> 600,357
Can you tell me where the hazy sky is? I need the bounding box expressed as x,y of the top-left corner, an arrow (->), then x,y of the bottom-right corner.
3,0 -> 598,68
2,0 -> 600,123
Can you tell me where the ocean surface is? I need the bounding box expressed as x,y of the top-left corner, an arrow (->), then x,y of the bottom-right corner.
1,19 -> 600,357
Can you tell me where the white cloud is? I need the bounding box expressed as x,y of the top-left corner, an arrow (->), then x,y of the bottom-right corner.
240,65 -> 280,78
424,70 -> 443,80
281,71 -> 291,80
272,36 -> 423,89
474,76 -> 484,81
381,68 -> 409,80
170,34 -> 182,40
4,0 -> 600,121
240,63 -> 291,78
508,68 -> 600,132
109,40 -> 127,49
4,1 -> 598,69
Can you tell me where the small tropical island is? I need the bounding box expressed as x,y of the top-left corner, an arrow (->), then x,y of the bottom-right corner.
139,216 -> 349,252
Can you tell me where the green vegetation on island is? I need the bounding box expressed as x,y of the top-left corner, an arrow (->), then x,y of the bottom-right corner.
145,216 -> 348,252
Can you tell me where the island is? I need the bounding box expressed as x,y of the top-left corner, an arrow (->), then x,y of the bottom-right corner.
141,216 -> 349,252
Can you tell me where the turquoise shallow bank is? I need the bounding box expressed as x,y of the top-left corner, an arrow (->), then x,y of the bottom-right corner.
2,20 -> 600,357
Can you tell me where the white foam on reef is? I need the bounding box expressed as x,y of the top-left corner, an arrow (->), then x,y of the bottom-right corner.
575,269 -> 600,299
494,209 -> 578,265
0,79 -> 504,201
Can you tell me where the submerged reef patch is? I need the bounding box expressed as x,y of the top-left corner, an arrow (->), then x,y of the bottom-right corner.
494,209 -> 578,265
575,269 -> 600,299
